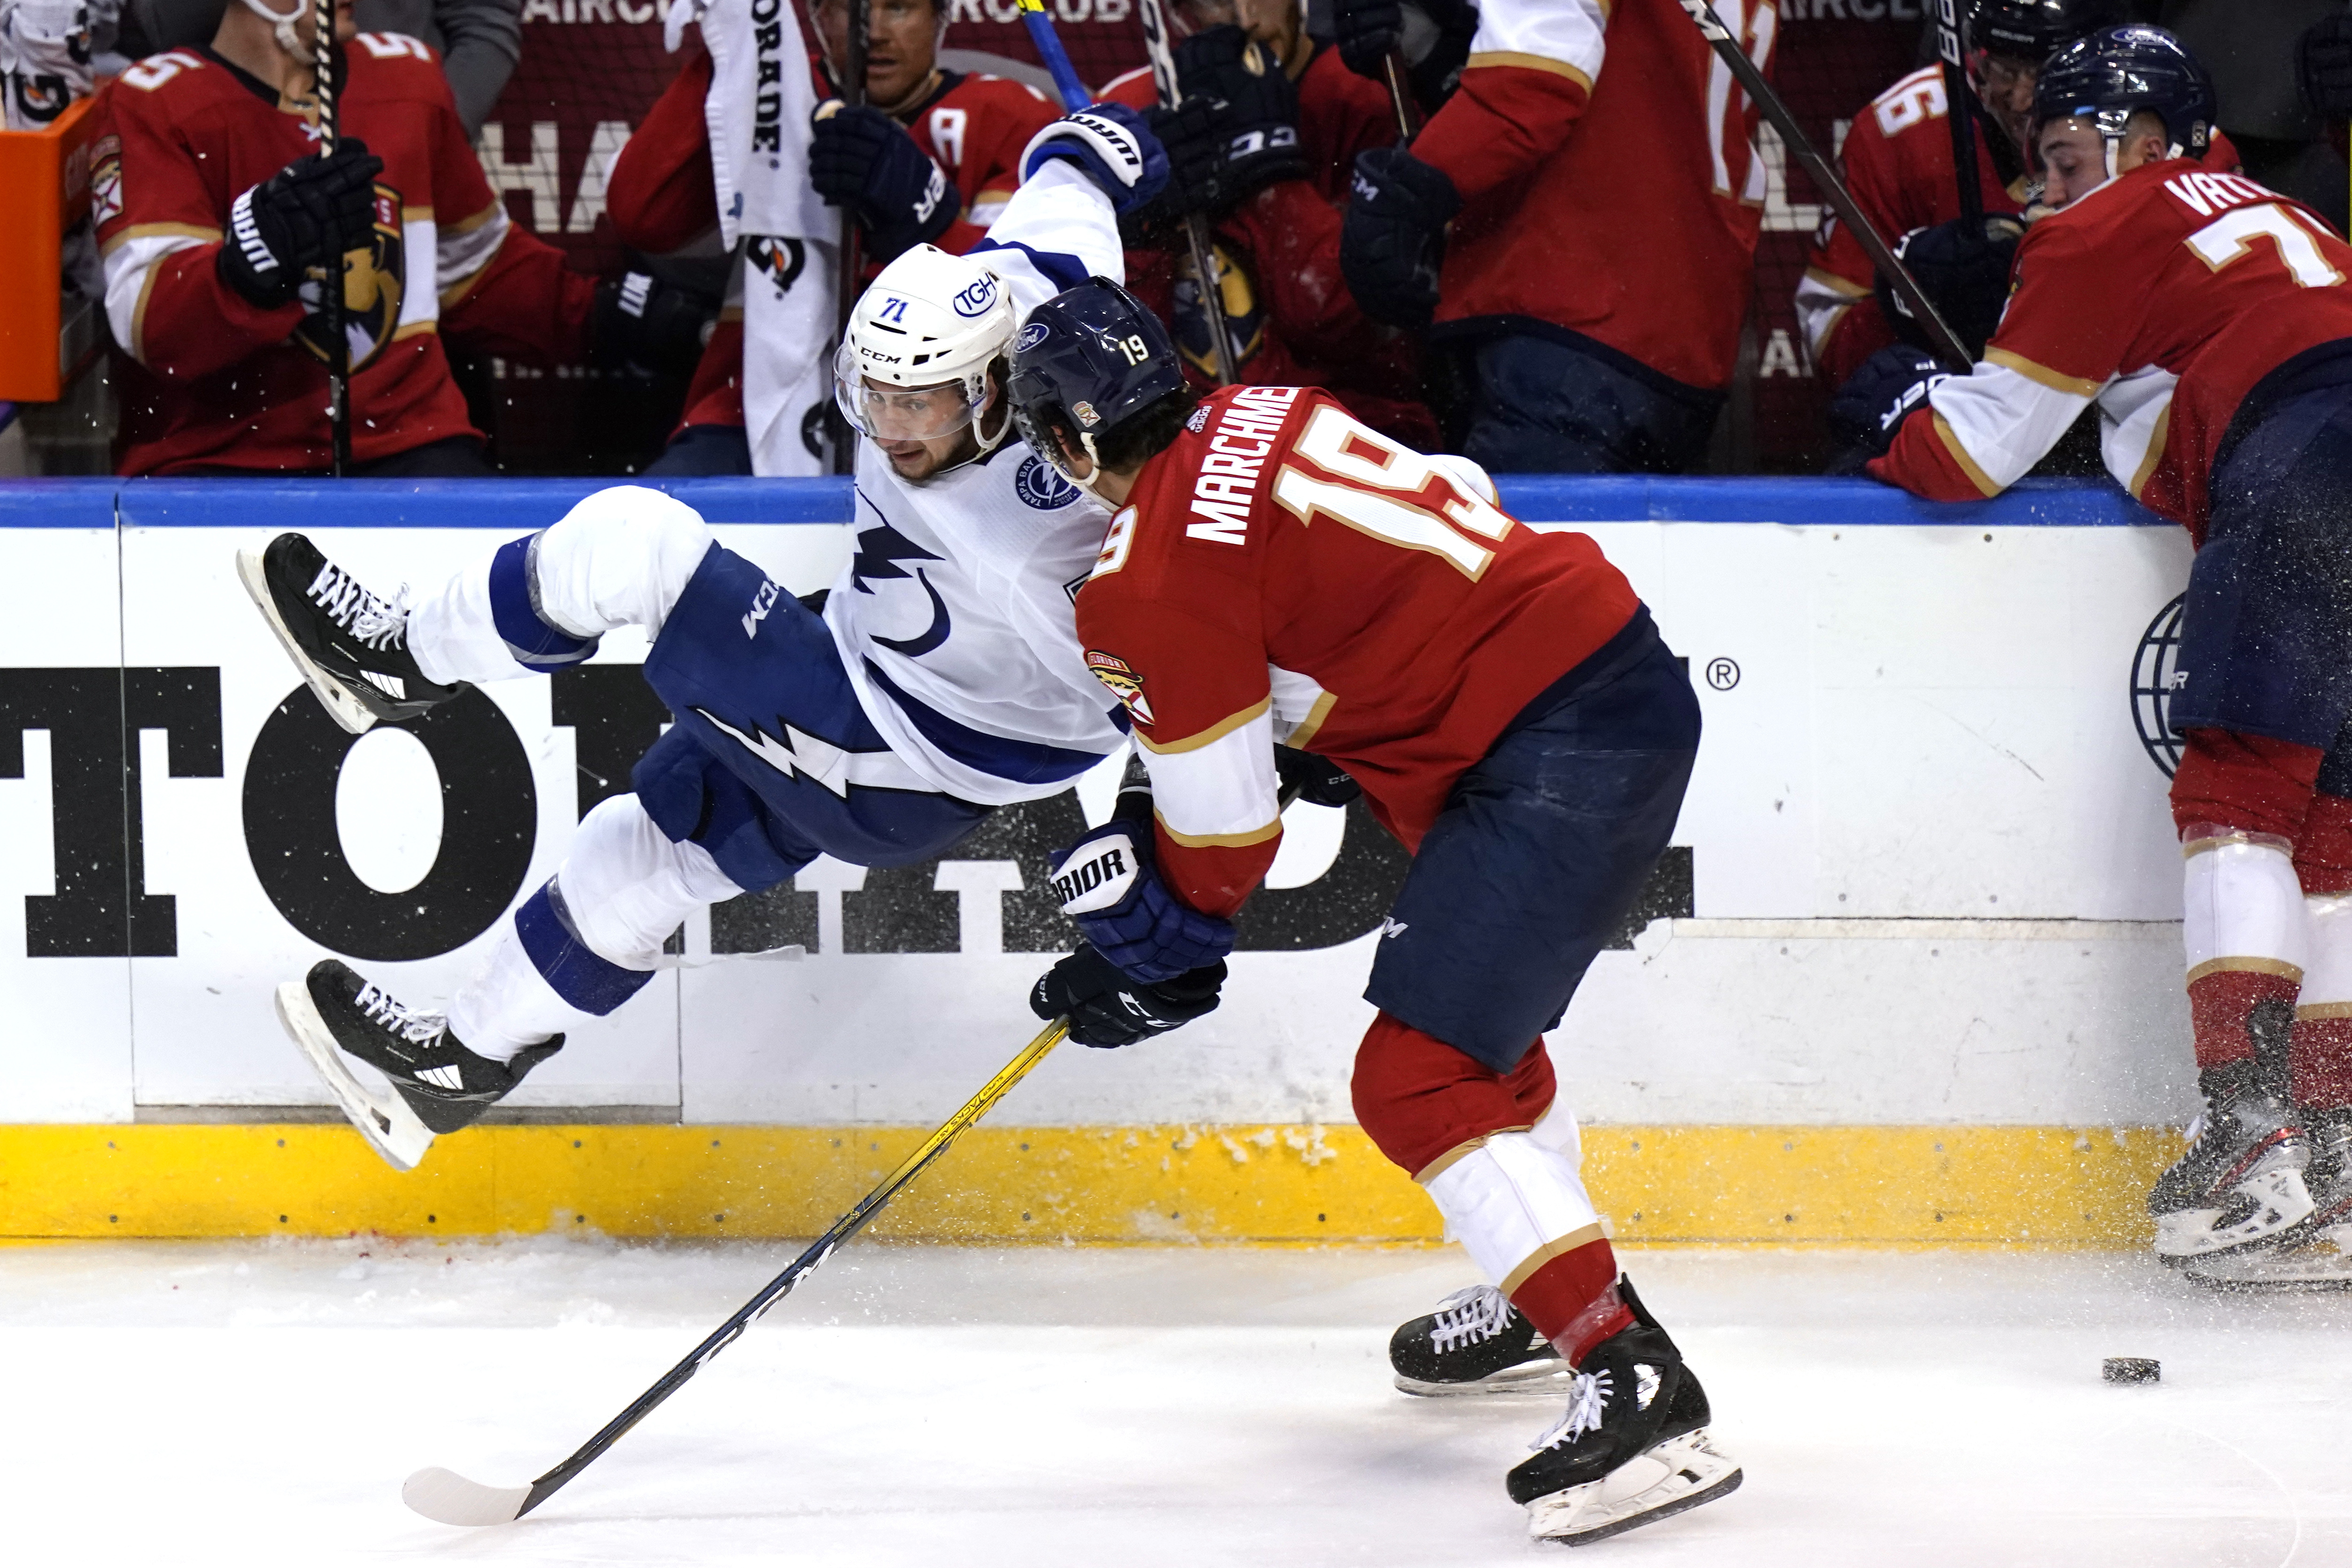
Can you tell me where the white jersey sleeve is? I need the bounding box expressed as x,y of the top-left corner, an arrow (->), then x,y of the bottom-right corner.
967,160 -> 1125,317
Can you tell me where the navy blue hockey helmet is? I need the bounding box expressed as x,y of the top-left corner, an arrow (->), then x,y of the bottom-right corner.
1964,0 -> 2123,63
2033,24 -> 2214,159
1007,278 -> 1188,484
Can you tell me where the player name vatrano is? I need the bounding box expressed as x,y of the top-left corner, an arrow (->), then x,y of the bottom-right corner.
1189,386 -> 1301,545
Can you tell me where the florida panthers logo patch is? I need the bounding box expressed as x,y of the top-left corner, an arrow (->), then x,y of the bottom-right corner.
295,185 -> 404,372
1016,454 -> 1081,510
1085,650 -> 1154,726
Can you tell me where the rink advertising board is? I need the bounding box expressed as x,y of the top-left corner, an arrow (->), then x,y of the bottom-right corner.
0,477 -> 2200,1243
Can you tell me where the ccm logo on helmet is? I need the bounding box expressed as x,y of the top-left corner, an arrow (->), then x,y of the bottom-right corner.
953,277 -> 999,317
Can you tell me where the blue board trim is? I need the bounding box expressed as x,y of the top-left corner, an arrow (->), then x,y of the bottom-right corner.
0,474 -> 2170,529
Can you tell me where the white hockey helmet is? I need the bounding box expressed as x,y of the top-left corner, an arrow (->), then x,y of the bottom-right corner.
833,244 -> 1019,450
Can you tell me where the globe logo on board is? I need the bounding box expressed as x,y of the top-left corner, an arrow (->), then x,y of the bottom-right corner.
2130,592 -> 2186,778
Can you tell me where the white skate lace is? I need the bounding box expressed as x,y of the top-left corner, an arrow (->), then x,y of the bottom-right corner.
307,561 -> 412,651
1427,1284 -> 1514,1352
1532,1368 -> 1614,1451
354,982 -> 448,1048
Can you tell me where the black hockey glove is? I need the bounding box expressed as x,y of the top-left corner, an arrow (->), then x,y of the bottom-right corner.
2301,13 -> 2352,121
1123,98 -> 1229,241
1174,27 -> 1308,200
216,139 -> 385,312
810,101 -> 961,262
1031,944 -> 1227,1049
1827,346 -> 1950,465
1335,0 -> 1478,114
1874,213 -> 2021,362
1342,146 -> 1459,331
1274,744 -> 1361,808
593,269 -> 718,378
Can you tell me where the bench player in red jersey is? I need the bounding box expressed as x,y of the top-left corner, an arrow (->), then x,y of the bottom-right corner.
1339,0 -> 1774,473
1797,0 -> 2128,383
92,0 -> 639,474
1098,7 -> 1432,445
607,0 -> 1058,473
1003,282 -> 1732,1545
1850,27 -> 2352,1286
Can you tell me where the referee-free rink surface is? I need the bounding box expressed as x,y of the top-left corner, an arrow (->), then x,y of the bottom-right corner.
3,1237 -> 2345,1565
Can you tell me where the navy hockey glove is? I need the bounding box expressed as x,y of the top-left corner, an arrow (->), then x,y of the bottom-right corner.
1046,819 -> 1235,983
811,102 -> 960,262
1174,27 -> 1308,202
216,139 -> 385,312
1828,346 -> 1950,463
2302,13 -> 2352,121
1274,744 -> 1360,808
1342,146 -> 1459,331
1335,0 -> 1478,113
1875,213 -> 2021,362
1031,944 -> 1227,1049
1021,104 -> 1172,218
593,269 -> 718,378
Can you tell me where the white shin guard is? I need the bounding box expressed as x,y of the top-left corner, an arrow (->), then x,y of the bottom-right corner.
408,487 -> 719,686
2182,834 -> 2308,985
1423,1132 -> 1604,1294
2302,893 -> 2352,1012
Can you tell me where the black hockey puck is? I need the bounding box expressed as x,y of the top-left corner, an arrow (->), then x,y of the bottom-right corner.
2102,1357 -> 2160,1385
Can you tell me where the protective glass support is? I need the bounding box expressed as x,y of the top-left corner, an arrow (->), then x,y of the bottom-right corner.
832,341 -> 987,443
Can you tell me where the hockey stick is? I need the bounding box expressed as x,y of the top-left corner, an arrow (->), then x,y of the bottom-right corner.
1931,0 -> 1984,226
311,0 -> 351,475
1134,0 -> 1239,385
829,0 -> 871,475
1672,1 -> 1972,370
402,1015 -> 1072,1526
1380,50 -> 1422,140
1015,0 -> 1094,110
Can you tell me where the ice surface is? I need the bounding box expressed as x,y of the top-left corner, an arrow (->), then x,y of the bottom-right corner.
4,1237 -> 2350,1565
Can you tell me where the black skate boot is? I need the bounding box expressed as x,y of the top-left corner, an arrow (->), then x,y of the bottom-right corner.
2150,1059 -> 2314,1262
1506,1278 -> 1741,1547
2182,1108 -> 2352,1290
274,959 -> 561,1172
1389,1284 -> 1567,1397
238,532 -> 468,734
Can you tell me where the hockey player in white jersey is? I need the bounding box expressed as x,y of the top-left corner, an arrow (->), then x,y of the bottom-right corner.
238,108 -> 1169,1169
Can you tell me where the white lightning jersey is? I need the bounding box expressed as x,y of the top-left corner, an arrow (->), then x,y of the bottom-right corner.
824,162 -> 1131,805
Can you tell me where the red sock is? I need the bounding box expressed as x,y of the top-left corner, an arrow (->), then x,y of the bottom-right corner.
2292,1015 -> 2352,1109
2188,969 -> 2300,1072
1507,1236 -> 1631,1367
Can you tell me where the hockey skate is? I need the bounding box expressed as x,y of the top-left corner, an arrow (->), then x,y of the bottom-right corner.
1389,1284 -> 1570,1397
238,532 -> 467,734
1506,1279 -> 1740,1547
2150,1061 -> 2315,1261
274,959 -> 561,1172
2182,1109 -> 2352,1289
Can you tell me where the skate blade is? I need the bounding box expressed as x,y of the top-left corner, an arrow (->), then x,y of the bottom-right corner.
237,545 -> 379,736
1526,1429 -> 1743,1547
1395,1357 -> 1573,1398
2155,1166 -> 2316,1260
274,980 -> 435,1172
2182,1231 -> 2352,1291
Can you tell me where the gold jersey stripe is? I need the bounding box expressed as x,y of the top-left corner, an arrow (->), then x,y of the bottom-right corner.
2185,955 -> 2304,987
1135,695 -> 1272,755
1985,348 -> 2104,398
1499,1222 -> 1610,1297
1413,1127 -> 1535,1186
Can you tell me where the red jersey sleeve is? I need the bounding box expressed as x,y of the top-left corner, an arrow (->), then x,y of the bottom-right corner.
94,66 -> 304,378
434,73 -> 594,364
1408,0 -> 1608,204
607,42 -> 720,254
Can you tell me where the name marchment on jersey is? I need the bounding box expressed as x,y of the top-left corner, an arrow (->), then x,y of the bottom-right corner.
1188,385 -> 1302,546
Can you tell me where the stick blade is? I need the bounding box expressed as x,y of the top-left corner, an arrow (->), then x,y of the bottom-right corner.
403,1467 -> 532,1526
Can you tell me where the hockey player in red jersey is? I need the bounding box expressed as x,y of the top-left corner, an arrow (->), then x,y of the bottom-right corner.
90,0 -> 653,475
1006,282 -> 1733,1544
1797,0 -> 2128,384
1099,12 -> 1432,444
1338,0 -> 1775,473
1852,26 -> 2352,1284
610,0 -> 1057,473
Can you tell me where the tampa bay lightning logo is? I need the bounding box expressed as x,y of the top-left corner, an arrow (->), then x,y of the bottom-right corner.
1016,454 -> 1081,510
953,276 -> 999,317
1014,322 -> 1050,353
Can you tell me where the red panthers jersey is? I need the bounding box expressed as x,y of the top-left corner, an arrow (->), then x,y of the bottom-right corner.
1409,0 -> 1774,393
93,37 -> 592,474
1799,65 -> 2242,386
1870,162 -> 2352,541
1075,385 -> 1640,916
